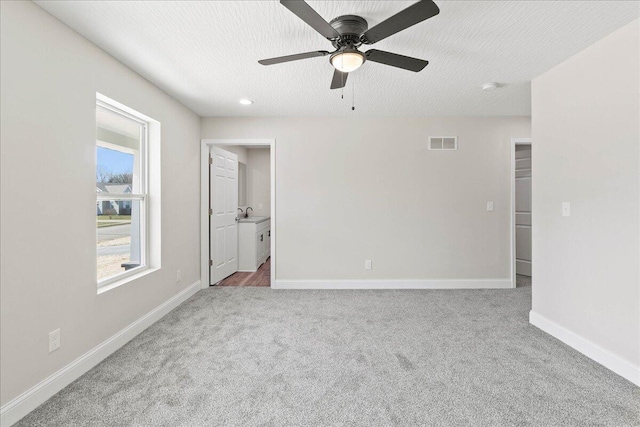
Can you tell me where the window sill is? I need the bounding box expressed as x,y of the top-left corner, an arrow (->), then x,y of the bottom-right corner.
97,267 -> 160,295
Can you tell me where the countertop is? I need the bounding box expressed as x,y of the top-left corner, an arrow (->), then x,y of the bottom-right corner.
238,216 -> 270,224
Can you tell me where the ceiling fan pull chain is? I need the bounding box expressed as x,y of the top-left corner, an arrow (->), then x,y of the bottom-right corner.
341,55 -> 345,99
352,77 -> 355,111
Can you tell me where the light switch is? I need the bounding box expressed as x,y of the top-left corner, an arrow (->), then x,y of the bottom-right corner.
486,202 -> 494,212
258,203 -> 263,210
562,202 -> 570,217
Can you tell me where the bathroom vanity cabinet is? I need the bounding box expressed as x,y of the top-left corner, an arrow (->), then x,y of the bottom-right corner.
238,217 -> 270,272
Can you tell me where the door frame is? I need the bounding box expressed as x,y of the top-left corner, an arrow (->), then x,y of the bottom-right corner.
510,137 -> 532,288
200,139 -> 276,289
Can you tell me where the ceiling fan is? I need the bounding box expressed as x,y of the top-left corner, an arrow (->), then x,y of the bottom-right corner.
258,0 -> 440,90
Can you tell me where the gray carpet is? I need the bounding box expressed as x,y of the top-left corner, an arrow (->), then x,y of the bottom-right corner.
516,274 -> 532,288
17,287 -> 639,427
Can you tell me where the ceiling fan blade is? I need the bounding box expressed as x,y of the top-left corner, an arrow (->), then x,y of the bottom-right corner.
361,0 -> 440,44
258,50 -> 330,65
330,69 -> 348,89
365,49 -> 429,72
280,0 -> 341,40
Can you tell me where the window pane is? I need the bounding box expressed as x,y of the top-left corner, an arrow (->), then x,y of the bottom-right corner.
96,105 -> 143,193
96,199 -> 142,282
97,147 -> 134,188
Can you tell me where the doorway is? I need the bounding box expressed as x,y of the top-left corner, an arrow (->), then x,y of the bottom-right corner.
511,138 -> 532,288
200,139 -> 275,289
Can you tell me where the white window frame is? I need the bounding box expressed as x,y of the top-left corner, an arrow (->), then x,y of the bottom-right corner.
96,98 -> 150,288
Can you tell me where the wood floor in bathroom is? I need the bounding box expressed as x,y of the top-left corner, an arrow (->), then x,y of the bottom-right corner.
218,258 -> 271,287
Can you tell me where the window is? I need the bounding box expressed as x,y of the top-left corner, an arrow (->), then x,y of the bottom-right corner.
96,97 -> 150,286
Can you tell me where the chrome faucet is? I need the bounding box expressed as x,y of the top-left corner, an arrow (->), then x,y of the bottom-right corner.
245,207 -> 253,218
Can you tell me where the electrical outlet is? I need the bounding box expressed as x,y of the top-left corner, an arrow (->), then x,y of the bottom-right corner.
258,203 -> 263,210
176,270 -> 182,283
49,329 -> 60,353
562,202 -> 571,217
365,260 -> 372,270
486,201 -> 494,212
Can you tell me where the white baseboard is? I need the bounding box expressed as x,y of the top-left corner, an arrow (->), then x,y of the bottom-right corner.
0,280 -> 201,427
273,278 -> 512,290
529,310 -> 640,386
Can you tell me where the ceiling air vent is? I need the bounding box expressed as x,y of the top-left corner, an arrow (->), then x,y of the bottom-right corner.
429,136 -> 457,151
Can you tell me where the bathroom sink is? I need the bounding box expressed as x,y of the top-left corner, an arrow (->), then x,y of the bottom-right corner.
238,216 -> 269,223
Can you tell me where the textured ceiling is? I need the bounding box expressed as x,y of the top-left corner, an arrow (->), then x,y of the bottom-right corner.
36,1 -> 639,117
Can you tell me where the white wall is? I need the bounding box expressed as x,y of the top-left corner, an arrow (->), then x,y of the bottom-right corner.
531,19 -> 639,381
247,148 -> 271,216
0,1 -> 201,407
202,117 -> 531,282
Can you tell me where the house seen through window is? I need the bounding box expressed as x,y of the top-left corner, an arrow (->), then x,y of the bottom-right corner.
96,99 -> 149,285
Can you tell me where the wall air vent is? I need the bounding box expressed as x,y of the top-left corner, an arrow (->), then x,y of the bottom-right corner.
429,136 -> 457,151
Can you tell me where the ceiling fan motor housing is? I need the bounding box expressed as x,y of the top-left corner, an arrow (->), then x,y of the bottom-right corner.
329,15 -> 368,49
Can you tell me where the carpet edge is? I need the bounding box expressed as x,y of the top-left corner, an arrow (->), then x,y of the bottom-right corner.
0,280 -> 201,427
273,279 -> 514,289
529,310 -> 640,387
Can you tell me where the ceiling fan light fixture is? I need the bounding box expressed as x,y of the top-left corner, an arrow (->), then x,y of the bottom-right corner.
330,50 -> 365,73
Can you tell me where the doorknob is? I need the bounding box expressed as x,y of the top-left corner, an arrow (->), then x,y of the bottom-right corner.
235,217 -> 239,222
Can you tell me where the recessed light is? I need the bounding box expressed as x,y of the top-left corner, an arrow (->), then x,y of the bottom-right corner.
482,82 -> 500,91
239,99 -> 253,105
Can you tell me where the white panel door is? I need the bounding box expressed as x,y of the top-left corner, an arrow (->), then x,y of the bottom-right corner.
210,146 -> 238,284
